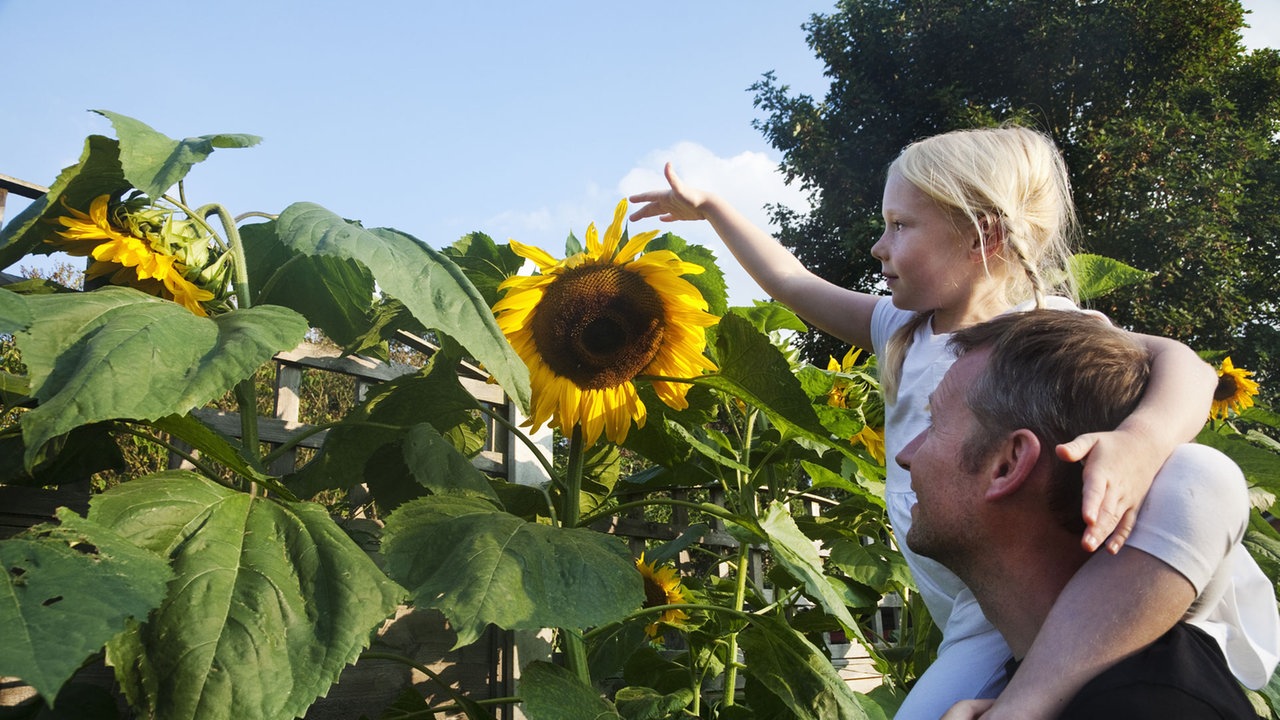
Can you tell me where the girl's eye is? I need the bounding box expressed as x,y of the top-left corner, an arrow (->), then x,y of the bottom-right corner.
891,221 -> 904,231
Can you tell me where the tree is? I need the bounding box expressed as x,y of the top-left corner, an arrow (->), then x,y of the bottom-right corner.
752,0 -> 1280,383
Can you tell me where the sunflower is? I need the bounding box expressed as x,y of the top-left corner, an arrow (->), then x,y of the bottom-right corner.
50,195 -> 215,316
493,199 -> 718,446
825,347 -> 863,408
636,553 -> 690,639
852,424 -> 886,464
1211,356 -> 1260,421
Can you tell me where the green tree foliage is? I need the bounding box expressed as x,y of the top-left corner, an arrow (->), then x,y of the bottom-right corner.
752,0 -> 1280,380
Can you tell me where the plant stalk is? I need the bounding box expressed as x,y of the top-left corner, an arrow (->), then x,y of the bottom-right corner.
560,425 -> 591,685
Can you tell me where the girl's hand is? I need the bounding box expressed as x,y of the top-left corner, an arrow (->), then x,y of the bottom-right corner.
941,699 -> 995,719
1057,427 -> 1162,553
628,163 -> 709,223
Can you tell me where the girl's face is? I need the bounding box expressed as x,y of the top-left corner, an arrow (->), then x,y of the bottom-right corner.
871,170 -> 987,330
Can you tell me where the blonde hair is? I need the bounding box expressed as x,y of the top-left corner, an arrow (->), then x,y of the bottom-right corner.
881,125 -> 1078,402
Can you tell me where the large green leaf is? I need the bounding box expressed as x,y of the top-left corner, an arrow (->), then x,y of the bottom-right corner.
1070,253 -> 1153,301
93,110 -> 261,201
14,287 -> 307,468
0,508 -> 172,705
1195,426 -> 1280,496
758,501 -> 860,634
90,472 -> 404,720
383,495 -> 643,647
0,287 -> 32,333
519,661 -> 623,720
286,355 -> 487,505
273,202 -> 530,412
239,220 -> 377,350
737,615 -> 886,720
0,423 -> 125,487
692,313 -> 834,447
445,232 -> 526,308
0,135 -> 130,268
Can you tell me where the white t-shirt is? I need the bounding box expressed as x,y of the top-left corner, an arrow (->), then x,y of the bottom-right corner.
870,296 -> 1279,689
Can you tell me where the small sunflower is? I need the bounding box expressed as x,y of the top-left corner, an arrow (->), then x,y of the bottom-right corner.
825,347 -> 863,408
1211,356 -> 1260,421
50,195 -> 215,316
493,199 -> 718,446
636,553 -> 689,639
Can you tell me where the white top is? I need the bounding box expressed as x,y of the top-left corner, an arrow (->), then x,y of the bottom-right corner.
870,296 -> 1279,689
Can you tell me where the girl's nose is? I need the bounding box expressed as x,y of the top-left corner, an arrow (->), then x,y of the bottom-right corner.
870,233 -> 888,261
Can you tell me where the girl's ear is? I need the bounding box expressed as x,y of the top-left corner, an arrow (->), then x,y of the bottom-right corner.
984,428 -> 1041,501
971,214 -> 1005,260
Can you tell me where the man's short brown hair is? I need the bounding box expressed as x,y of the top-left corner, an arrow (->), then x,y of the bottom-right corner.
949,310 -> 1152,531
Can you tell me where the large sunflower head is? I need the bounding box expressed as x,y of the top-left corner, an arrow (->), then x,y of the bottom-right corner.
635,553 -> 690,639
493,199 -> 718,446
1211,356 -> 1260,421
49,195 -> 219,316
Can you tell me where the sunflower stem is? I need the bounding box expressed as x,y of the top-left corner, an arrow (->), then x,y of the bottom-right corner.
561,425 -> 591,685
722,542 -> 752,707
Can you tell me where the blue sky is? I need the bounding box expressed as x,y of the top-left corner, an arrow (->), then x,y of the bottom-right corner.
2,1 -> 1276,305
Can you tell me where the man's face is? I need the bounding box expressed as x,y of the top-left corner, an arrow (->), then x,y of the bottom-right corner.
896,348 -> 990,565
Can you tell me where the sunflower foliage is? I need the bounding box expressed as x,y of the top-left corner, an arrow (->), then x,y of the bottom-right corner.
0,112 -> 912,720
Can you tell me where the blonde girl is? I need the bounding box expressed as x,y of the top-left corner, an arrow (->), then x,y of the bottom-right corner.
628,126 -> 1276,719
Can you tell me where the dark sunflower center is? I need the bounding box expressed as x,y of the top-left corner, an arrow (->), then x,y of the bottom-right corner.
1215,375 -> 1240,401
531,263 -> 666,389
642,577 -> 669,609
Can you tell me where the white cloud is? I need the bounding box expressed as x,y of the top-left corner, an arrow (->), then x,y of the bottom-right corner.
618,142 -> 812,306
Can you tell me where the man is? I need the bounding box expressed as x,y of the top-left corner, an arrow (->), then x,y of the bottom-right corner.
897,309 -> 1262,719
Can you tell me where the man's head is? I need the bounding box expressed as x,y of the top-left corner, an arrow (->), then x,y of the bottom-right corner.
899,309 -> 1152,565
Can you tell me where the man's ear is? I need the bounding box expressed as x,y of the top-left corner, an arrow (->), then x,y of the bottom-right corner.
985,429 -> 1042,501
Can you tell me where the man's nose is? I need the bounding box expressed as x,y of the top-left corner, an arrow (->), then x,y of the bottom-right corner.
895,430 -> 925,471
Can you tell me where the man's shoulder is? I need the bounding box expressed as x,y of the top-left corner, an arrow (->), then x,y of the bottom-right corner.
1060,624 -> 1258,719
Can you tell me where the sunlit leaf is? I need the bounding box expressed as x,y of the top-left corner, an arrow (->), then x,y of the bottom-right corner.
614,685 -> 697,720
0,508 -> 172,705
383,495 -> 643,647
1070,253 -> 1153,301
273,202 -> 530,412
446,232 -> 525,308
738,615 -> 886,720
91,472 -> 404,720
93,110 -> 261,200
14,287 -> 307,468
519,661 -> 623,720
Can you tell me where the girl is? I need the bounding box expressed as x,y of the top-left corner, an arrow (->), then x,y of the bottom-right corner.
628,126 -> 1277,719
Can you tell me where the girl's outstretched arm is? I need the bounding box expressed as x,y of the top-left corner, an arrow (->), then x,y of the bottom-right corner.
1057,333 -> 1216,552
629,163 -> 880,350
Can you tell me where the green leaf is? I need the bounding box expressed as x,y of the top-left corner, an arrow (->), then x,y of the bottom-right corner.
614,685 -> 697,720
0,423 -> 124,487
1070,253 -> 1153,301
402,421 -> 500,501
828,538 -> 913,594
273,202 -> 530,412
693,313 -> 832,445
287,355 -> 487,504
14,287 -> 307,468
445,232 -> 526,308
519,661 -> 623,720
0,508 -> 172,705
149,414 -> 270,486
240,220 -> 377,350
729,300 -> 809,335
90,472 -> 404,720
0,135 -> 130,269
92,110 -> 261,200
0,287 -> 32,333
758,501 -> 860,634
737,615 -> 886,720
383,495 -> 643,647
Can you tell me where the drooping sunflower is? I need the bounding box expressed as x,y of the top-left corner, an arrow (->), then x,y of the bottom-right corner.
493,199 -> 718,446
635,553 -> 690,639
1211,356 -> 1260,421
50,195 -> 215,316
